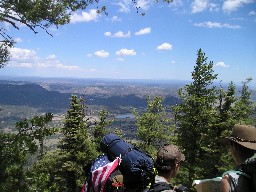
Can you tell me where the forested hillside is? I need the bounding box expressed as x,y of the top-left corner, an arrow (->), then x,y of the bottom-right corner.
0,83 -> 71,110
0,81 -> 181,112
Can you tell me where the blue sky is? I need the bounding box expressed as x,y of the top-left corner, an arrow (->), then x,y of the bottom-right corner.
0,0 -> 256,84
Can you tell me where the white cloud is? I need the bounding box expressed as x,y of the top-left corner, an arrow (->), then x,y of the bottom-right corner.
191,0 -> 208,13
55,63 -> 79,70
8,62 -> 33,68
209,3 -> 220,12
215,61 -> 230,68
134,27 -> 151,35
194,21 -> 240,29
111,16 -> 121,22
249,11 -> 256,16
86,53 -> 93,57
113,31 -> 131,38
0,8 -> 26,29
70,9 -> 100,23
116,49 -> 136,56
116,1 -> 131,13
104,32 -> 112,37
94,50 -> 109,58
8,47 -> 79,70
46,55 -> 57,60
104,31 -> 131,38
115,0 -> 151,13
88,68 -> 97,72
222,0 -> 254,13
39,55 -> 79,70
171,60 -> 176,64
10,47 -> 38,61
136,0 -> 152,10
13,37 -> 23,43
157,43 -> 173,50
169,0 -> 183,9
116,57 -> 125,61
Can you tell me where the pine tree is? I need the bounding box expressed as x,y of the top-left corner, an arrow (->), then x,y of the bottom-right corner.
0,132 -> 30,191
15,113 -> 58,160
172,49 -> 219,187
172,49 -> 255,189
134,96 -> 174,155
92,109 -> 113,150
58,95 -> 97,192
233,78 -> 255,124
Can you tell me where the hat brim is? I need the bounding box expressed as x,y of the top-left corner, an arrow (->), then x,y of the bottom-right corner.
219,137 -> 256,150
236,141 -> 256,150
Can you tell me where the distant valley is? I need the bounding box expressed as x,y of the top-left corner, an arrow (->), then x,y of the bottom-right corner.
1,76 -> 255,133
0,77 -> 183,131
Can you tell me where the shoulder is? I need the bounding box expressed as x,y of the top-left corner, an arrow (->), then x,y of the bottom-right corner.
221,174 -> 230,192
155,175 -> 168,183
153,182 -> 174,192
222,169 -> 252,192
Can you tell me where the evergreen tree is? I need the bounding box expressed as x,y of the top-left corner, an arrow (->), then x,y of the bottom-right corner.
0,113 -> 58,191
92,109 -> 113,150
0,132 -> 30,191
172,49 -> 219,187
212,78 -> 255,178
58,95 -> 97,192
28,149 -> 65,192
233,78 -> 255,124
172,49 -> 255,190
15,113 -> 58,159
134,96 -> 174,155
213,82 -> 237,173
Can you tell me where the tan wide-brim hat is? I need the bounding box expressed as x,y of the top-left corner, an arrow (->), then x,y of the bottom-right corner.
227,124 -> 256,150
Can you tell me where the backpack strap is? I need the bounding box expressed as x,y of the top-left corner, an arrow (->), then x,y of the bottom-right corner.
222,170 -> 251,179
222,170 -> 251,192
153,182 -> 173,192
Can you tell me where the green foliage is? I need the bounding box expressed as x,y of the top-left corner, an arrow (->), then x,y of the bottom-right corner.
92,109 -> 113,150
0,132 -> 31,191
172,49 -> 255,191
27,149 -> 63,192
1,49 -> 254,191
134,96 -> 174,155
0,112 -> 58,191
0,41 -> 11,68
58,95 -> 98,192
233,78 -> 255,124
172,49 -> 221,188
16,113 -> 58,159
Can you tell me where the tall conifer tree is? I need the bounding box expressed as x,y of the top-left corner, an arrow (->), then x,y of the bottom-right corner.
134,96 -> 174,155
172,49 -> 219,187
59,95 -> 97,192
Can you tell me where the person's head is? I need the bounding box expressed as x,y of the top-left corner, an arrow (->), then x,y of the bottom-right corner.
227,124 -> 256,164
155,144 -> 185,178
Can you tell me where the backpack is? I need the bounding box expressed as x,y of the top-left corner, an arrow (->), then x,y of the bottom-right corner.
223,170 -> 253,192
82,134 -> 154,192
100,133 -> 154,189
222,153 -> 256,192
